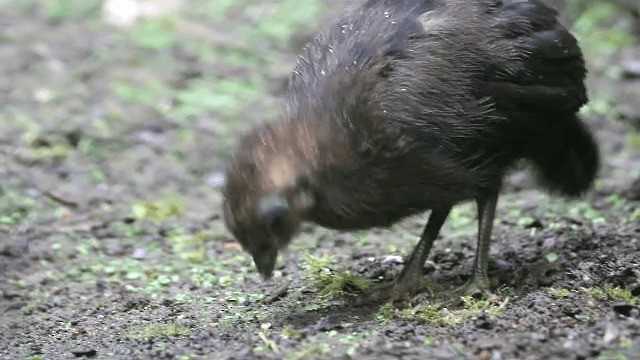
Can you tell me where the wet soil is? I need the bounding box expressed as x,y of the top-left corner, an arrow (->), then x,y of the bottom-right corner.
0,1 -> 639,359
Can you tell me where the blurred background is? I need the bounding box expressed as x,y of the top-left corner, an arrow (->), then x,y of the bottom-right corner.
1,0 -> 638,216
0,0 -> 638,221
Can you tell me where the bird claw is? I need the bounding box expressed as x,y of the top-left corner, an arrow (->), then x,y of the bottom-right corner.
442,277 -> 497,304
349,278 -> 432,306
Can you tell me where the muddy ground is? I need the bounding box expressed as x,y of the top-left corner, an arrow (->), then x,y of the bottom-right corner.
1,1 -> 639,359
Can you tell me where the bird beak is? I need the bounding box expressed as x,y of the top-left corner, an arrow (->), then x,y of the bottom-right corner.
252,247 -> 278,279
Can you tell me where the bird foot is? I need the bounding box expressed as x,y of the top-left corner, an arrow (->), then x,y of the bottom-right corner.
441,277 -> 497,304
350,277 -> 433,306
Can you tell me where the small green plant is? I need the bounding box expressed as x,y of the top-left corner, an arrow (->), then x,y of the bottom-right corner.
403,302 -> 462,326
398,296 -> 509,327
168,230 -> 216,263
128,323 -> 191,339
375,303 -> 395,324
603,285 -> 637,305
301,254 -> 371,298
459,296 -> 509,317
576,312 -> 597,324
581,286 -> 607,299
582,285 -> 637,305
546,252 -> 559,263
549,288 -> 571,298
132,195 -> 186,222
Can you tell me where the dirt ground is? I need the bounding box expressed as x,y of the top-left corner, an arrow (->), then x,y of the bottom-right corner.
1,1 -> 639,359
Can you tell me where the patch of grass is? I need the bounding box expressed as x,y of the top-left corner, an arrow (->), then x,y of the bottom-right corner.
458,295 -> 509,317
168,229 -> 218,263
603,285 -> 637,305
375,303 -> 395,324
549,288 -> 571,298
568,201 -> 604,222
403,302 -> 462,326
395,296 -> 509,327
606,194 -> 628,209
582,285 -> 637,305
131,195 -> 186,222
301,254 -> 371,299
581,286 -> 607,299
128,323 -> 191,339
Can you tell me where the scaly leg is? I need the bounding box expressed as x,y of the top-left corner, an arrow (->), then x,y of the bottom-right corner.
454,191 -> 498,298
357,207 -> 452,304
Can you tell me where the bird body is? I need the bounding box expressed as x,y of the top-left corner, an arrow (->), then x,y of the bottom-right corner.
223,0 -> 599,296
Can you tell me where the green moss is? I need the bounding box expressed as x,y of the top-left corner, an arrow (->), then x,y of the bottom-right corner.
603,285 -> 637,305
399,296 -> 509,326
582,285 -> 637,305
128,323 -> 191,339
549,288 -> 571,298
168,229 -> 219,263
301,254 -> 371,298
403,302 -> 462,326
375,303 -> 395,324
459,296 -> 509,317
581,286 -> 607,299
131,195 -> 186,222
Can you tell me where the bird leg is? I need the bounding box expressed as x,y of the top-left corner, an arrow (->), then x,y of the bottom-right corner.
355,207 -> 451,304
452,192 -> 498,299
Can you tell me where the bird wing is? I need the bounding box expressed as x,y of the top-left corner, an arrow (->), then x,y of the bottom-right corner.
479,0 -> 588,113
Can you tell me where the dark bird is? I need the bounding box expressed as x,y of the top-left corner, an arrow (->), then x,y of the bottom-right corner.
222,0 -> 599,301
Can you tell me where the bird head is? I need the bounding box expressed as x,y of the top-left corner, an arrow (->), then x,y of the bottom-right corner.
222,149 -> 315,279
